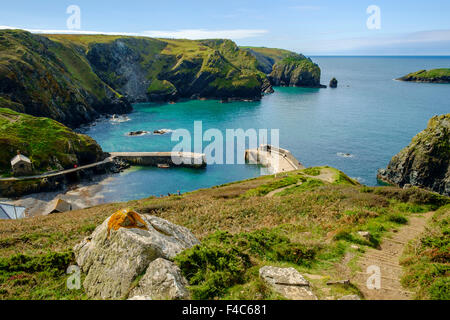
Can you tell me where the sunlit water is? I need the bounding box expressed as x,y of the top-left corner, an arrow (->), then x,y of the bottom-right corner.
82,56 -> 450,202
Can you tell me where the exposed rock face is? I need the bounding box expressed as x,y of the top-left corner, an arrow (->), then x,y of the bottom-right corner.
377,114 -> 450,196
259,266 -> 317,300
268,57 -> 322,88
130,258 -> 190,300
329,78 -> 338,88
74,209 -> 199,300
0,30 -> 132,128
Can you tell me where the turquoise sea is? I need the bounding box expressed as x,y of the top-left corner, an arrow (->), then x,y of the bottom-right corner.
83,56 -> 450,202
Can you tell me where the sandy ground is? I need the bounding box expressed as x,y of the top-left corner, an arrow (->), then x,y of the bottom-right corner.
1,175 -> 116,217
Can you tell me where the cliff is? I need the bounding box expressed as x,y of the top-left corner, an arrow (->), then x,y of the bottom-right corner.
0,30 -> 132,128
243,47 -> 322,87
378,114 -> 450,196
397,69 -> 450,83
0,30 -> 322,127
0,108 -> 106,175
268,56 -> 322,87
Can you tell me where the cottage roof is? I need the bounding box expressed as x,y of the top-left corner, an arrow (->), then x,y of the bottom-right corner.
11,154 -> 31,166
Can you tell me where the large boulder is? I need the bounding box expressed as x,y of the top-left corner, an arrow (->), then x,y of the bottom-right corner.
377,114 -> 450,196
130,258 -> 190,300
74,209 -> 199,299
259,266 -> 317,300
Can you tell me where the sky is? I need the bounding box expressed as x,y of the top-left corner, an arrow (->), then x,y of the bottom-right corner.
1,0 -> 450,55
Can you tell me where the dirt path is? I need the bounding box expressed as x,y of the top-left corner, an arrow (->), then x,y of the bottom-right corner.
350,211 -> 434,300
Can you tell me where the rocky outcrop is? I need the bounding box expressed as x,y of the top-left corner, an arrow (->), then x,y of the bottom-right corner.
74,209 -> 199,299
130,258 -> 190,300
397,69 -> 450,83
329,78 -> 338,88
268,57 -> 323,88
378,114 -> 450,196
259,266 -> 317,300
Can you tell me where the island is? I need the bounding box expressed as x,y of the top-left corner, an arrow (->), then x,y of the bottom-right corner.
397,68 -> 450,83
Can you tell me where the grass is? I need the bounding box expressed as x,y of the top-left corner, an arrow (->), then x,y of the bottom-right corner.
0,108 -> 103,174
400,205 -> 450,299
1,166 -> 448,300
398,68 -> 450,82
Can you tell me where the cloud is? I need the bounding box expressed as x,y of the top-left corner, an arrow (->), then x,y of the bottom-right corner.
0,26 -> 268,40
298,29 -> 450,55
141,29 -> 268,39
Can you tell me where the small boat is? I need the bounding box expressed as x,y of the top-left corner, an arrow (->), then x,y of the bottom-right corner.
157,164 -> 170,169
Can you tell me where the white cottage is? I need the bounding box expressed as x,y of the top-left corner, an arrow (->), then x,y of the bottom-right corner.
11,153 -> 32,176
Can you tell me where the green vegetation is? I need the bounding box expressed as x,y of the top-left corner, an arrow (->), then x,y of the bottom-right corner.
0,108 -> 104,174
401,205 -> 450,300
398,68 -> 450,83
1,166 -> 447,300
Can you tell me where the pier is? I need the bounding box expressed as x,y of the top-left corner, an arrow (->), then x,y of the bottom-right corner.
109,152 -> 207,168
245,145 -> 304,174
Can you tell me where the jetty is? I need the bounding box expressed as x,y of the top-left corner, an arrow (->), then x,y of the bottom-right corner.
109,152 -> 206,168
245,145 -> 304,174
0,152 -> 206,198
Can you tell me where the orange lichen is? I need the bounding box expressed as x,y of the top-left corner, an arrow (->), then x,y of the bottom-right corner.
107,209 -> 148,236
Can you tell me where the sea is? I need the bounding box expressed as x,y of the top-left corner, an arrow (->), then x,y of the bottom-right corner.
82,56 -> 450,202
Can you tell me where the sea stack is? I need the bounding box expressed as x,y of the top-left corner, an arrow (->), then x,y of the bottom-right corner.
329,78 -> 338,88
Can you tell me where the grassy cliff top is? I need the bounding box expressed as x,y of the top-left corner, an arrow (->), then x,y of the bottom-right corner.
0,166 -> 448,299
0,108 -> 104,175
398,68 -> 450,82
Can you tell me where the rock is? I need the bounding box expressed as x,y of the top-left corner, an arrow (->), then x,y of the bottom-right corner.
268,56 -> 323,88
74,209 -> 199,299
377,114 -> 450,196
259,266 -> 317,300
329,77 -> 338,88
357,231 -> 371,240
351,244 -> 360,251
130,258 -> 189,300
127,131 -> 149,136
128,295 -> 152,300
339,295 -> 361,300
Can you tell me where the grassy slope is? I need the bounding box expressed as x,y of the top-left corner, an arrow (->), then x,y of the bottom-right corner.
0,166 -> 448,300
0,30 -> 121,120
398,69 -> 450,82
0,108 -> 103,175
401,204 -> 450,299
47,35 -> 265,99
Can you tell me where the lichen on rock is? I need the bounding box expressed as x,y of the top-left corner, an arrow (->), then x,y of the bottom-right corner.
74,210 -> 199,300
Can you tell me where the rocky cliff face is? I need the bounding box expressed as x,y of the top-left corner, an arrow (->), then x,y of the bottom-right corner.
0,30 -> 132,128
377,114 -> 450,196
1,30 -> 322,127
268,56 -> 322,87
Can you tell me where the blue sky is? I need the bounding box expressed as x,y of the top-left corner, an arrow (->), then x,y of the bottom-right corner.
1,0 -> 450,55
